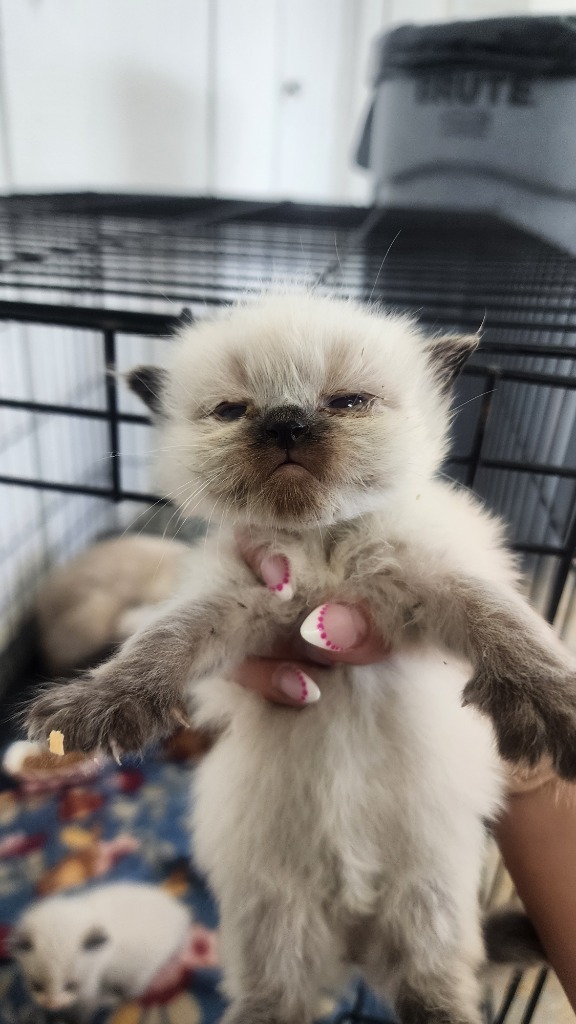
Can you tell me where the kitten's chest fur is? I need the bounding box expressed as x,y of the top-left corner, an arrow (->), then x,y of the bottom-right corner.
232,515 -> 412,656
271,517 -> 401,604
192,511 -> 502,918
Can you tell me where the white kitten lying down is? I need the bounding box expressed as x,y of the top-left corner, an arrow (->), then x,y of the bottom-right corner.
28,293 -> 569,1024
10,883 -> 191,1015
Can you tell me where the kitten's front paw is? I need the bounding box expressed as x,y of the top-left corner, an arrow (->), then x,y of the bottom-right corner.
26,668 -> 188,757
463,662 -> 576,781
26,679 -> 104,753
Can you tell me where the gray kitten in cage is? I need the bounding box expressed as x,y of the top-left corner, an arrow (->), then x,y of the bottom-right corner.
27,292 -> 573,1024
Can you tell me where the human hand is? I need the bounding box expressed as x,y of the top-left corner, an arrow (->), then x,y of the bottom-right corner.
232,541 -> 391,707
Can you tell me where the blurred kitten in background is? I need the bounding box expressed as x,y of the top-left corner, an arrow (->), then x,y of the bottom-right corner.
10,883 -> 192,1017
35,535 -> 190,675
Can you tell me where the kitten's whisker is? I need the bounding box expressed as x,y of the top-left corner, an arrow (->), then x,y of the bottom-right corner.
453,389 -> 496,415
149,482 -> 215,580
160,481 -> 212,542
143,275 -> 181,314
203,498 -> 220,557
167,477 -> 216,528
368,231 -> 401,303
147,445 -> 206,455
170,509 -> 196,548
169,480 -> 220,544
334,234 -> 343,276
134,375 -> 165,410
93,450 -> 153,465
118,481 -> 191,540
216,495 -> 233,565
181,475 -> 221,513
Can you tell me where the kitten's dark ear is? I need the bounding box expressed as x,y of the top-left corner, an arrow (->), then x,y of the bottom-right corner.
126,366 -> 168,416
9,929 -> 33,954
83,927 -> 109,951
426,334 -> 479,392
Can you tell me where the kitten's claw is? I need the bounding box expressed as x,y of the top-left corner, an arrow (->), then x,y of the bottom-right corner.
110,741 -> 123,767
171,708 -> 191,729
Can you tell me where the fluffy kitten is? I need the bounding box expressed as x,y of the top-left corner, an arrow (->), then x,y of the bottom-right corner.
10,883 -> 190,1016
27,292 -> 576,1024
35,535 -> 190,674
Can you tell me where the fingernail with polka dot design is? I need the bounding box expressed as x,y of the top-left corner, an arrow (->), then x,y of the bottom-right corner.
300,604 -> 367,652
275,667 -> 321,705
260,553 -> 293,601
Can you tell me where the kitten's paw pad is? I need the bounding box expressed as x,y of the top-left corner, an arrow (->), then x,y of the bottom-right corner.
464,669 -> 576,781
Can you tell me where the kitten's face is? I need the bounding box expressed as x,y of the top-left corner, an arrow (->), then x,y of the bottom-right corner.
130,293 -> 475,529
11,906 -> 113,1014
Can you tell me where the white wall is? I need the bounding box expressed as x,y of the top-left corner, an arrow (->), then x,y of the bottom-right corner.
0,0 -> 572,205
0,1 -> 213,195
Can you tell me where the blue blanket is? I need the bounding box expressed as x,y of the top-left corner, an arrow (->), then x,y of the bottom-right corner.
0,753 -> 395,1024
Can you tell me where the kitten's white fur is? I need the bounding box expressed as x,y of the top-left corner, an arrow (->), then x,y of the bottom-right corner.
28,292 -> 576,1024
166,295 -> 507,1020
11,883 -> 190,1014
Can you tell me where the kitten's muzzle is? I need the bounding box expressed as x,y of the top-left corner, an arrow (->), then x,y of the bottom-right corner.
260,406 -> 310,449
44,1006 -> 79,1022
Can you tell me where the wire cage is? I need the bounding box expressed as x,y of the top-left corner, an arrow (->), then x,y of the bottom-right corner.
1,194 -> 575,1023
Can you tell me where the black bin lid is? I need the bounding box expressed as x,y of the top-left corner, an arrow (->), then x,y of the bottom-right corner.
374,16 -> 576,81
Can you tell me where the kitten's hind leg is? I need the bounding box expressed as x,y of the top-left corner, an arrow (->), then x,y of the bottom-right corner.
217,892 -> 336,1024
364,881 -> 484,1024
394,963 -> 483,1024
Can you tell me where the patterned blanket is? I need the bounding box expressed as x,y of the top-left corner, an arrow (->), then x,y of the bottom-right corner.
0,750 -> 394,1024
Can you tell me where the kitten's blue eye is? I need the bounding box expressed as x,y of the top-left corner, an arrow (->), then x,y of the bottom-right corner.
31,981 -> 44,993
326,394 -> 371,410
213,402 -> 248,421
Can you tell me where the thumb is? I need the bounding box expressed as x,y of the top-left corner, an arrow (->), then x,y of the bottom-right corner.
300,604 -> 392,666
